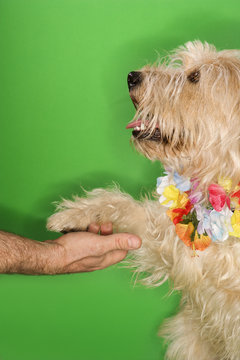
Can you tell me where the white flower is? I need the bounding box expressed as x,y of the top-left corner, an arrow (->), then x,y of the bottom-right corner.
209,206 -> 233,242
194,205 -> 211,234
156,175 -> 174,193
173,172 -> 191,192
156,173 -> 176,207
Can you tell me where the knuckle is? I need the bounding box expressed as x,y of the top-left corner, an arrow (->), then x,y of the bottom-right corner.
88,223 -> 100,234
102,222 -> 112,231
114,236 -> 126,250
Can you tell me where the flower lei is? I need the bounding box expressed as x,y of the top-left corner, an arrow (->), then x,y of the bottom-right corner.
156,171 -> 240,254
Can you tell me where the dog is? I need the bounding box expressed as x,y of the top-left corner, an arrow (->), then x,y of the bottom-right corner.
47,41 -> 240,360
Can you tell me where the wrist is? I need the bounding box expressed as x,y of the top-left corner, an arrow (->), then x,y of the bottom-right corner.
9,240 -> 65,275
0,231 -> 67,275
36,241 -> 66,275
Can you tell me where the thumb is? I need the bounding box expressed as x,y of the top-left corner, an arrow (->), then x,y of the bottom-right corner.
103,233 -> 142,252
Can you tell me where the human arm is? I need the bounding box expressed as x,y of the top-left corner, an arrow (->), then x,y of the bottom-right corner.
0,224 -> 141,275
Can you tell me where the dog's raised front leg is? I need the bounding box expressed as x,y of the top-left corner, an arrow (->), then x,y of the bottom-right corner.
47,188 -> 146,237
47,188 -> 181,282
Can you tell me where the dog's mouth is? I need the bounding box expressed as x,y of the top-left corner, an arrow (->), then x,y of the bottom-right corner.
126,119 -> 169,143
127,94 -> 170,143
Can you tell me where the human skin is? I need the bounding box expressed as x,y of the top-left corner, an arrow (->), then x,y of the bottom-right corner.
0,223 -> 141,274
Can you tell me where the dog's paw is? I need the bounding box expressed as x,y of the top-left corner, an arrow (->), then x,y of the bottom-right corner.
47,187 -> 139,233
47,202 -> 95,233
47,208 -> 92,233
47,191 -> 112,233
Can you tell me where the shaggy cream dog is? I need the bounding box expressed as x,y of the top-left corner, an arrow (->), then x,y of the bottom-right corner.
47,41 -> 240,360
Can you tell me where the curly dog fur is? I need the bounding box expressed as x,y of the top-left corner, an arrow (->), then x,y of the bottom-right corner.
47,41 -> 240,360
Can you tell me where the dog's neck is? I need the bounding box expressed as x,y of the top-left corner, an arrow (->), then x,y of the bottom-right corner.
164,155 -> 240,194
156,170 -> 240,254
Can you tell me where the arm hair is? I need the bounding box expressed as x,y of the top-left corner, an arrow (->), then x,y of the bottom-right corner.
0,231 -> 61,274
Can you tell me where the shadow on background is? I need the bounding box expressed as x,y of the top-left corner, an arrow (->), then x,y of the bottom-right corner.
0,204 -> 48,241
1,2 -> 240,360
0,168 -> 162,241
4,13 -> 239,244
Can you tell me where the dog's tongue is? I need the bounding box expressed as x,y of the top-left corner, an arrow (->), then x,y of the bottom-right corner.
126,119 -> 142,129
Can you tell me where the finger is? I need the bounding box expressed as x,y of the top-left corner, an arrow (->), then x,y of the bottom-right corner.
101,233 -> 142,253
100,222 -> 113,235
87,223 -> 100,234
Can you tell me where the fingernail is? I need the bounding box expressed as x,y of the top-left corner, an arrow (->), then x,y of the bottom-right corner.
128,236 -> 141,249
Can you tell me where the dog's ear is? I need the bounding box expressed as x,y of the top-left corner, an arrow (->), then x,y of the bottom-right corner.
176,40 -> 216,68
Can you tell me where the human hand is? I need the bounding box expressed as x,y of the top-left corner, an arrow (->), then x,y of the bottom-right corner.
49,223 -> 141,274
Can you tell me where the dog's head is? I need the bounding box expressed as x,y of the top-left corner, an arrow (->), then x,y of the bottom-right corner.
127,41 -> 240,188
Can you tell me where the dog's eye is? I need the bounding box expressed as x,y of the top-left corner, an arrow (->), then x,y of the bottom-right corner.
187,70 -> 200,84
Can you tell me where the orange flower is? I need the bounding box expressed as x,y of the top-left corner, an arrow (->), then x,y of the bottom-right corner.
193,231 -> 211,251
175,222 -> 194,247
175,223 -> 211,251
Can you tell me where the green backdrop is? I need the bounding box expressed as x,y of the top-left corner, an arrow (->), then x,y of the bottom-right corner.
0,0 -> 240,359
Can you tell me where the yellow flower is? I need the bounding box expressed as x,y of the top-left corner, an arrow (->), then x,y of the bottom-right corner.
230,210 -> 240,238
218,177 -> 232,192
161,185 -> 180,207
161,185 -> 190,209
176,192 -> 189,209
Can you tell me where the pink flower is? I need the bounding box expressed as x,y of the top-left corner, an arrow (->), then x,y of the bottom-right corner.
189,190 -> 203,204
208,184 -> 230,211
189,180 -> 203,204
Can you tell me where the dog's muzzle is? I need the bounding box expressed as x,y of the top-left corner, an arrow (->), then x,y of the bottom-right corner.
127,70 -> 166,143
127,71 -> 142,90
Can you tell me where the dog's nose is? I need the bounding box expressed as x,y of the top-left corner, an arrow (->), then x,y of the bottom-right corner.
127,71 -> 142,90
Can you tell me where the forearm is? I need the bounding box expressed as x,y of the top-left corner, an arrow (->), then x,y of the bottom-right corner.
0,231 -> 61,274
0,227 -> 141,275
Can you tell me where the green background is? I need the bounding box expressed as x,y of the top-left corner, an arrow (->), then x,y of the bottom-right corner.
0,0 -> 239,359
